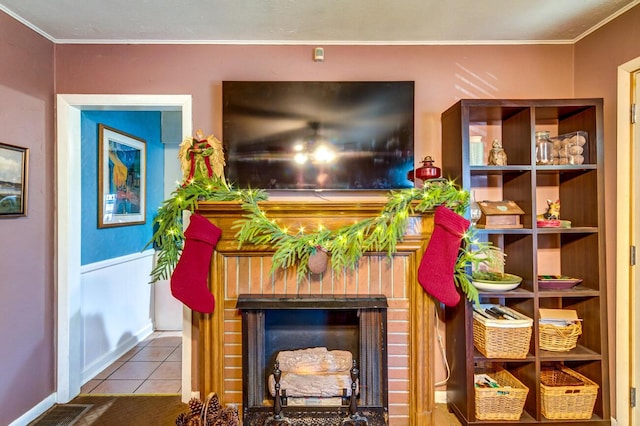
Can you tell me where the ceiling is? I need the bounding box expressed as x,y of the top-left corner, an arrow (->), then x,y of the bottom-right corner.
0,0 -> 638,44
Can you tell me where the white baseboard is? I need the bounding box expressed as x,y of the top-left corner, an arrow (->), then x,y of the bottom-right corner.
81,322 -> 154,384
9,393 -> 56,426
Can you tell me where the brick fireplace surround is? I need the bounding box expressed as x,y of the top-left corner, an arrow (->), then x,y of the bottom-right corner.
193,200 -> 437,425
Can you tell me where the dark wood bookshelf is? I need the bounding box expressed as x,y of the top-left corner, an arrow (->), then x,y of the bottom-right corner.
442,99 -> 610,425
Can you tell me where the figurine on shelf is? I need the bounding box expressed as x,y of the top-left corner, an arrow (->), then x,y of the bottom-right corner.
487,139 -> 508,165
540,199 -> 560,220
536,199 -> 570,228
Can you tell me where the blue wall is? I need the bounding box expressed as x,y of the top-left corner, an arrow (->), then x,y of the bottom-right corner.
81,111 -> 164,265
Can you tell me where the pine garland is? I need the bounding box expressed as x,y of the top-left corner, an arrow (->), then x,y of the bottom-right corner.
146,177 -> 489,303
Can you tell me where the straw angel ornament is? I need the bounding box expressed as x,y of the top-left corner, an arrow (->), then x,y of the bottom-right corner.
178,129 -> 226,185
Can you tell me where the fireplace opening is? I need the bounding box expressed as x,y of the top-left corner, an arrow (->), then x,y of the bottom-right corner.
265,309 -> 360,378
237,294 -> 389,425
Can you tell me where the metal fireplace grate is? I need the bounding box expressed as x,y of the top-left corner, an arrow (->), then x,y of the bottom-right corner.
246,410 -> 387,425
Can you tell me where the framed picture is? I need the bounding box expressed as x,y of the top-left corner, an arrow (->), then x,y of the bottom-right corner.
0,142 -> 29,217
98,124 -> 146,228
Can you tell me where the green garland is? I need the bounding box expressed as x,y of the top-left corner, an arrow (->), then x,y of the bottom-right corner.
146,176 -> 492,304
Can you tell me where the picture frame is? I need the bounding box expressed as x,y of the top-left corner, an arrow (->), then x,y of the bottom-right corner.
98,124 -> 146,228
0,142 -> 29,217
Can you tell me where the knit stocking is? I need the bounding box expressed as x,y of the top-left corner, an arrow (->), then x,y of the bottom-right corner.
418,206 -> 470,307
170,214 -> 221,313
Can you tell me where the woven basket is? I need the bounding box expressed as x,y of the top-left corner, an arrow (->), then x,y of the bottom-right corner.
473,305 -> 533,359
540,366 -> 599,420
475,368 -> 529,421
539,321 -> 582,352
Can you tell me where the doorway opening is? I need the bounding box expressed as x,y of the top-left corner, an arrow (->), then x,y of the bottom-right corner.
616,57 -> 640,425
56,94 -> 193,403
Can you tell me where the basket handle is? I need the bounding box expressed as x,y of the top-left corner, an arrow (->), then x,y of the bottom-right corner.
546,322 -> 582,338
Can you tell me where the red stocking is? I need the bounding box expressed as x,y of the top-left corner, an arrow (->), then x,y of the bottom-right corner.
418,206 -> 470,307
170,214 -> 221,313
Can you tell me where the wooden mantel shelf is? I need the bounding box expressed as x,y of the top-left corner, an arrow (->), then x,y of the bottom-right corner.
236,293 -> 389,310
195,200 -> 438,425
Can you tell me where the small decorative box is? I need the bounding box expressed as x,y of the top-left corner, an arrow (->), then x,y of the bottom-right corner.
477,200 -> 525,229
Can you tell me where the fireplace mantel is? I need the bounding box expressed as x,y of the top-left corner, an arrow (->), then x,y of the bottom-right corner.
195,200 -> 437,425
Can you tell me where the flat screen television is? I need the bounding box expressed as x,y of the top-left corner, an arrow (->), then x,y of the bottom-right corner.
222,81 -> 415,191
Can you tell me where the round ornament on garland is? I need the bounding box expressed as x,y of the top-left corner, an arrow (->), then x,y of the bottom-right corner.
308,246 -> 329,274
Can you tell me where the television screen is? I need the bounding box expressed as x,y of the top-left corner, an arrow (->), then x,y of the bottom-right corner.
222,81 -> 415,190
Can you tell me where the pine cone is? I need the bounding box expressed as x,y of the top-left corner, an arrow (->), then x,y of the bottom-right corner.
219,406 -> 240,426
175,412 -> 190,426
206,393 -> 222,418
188,397 -> 204,416
187,416 -> 202,426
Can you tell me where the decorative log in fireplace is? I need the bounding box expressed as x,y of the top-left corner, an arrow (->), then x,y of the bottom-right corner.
237,294 -> 388,425
195,201 -> 437,425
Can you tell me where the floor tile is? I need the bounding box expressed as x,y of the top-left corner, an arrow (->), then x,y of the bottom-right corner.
80,379 -> 102,394
149,361 -> 181,380
129,346 -> 174,362
94,361 -> 124,379
85,331 -> 184,396
117,345 -> 144,362
108,361 -> 161,380
90,379 -> 143,394
146,335 -> 181,347
134,379 -> 182,394
167,346 -> 182,362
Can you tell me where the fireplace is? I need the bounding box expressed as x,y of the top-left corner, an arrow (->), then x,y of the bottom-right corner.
237,294 -> 388,425
195,201 -> 437,425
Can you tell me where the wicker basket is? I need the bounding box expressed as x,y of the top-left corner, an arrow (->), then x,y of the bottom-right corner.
539,321 -> 582,352
475,368 -> 529,421
473,305 -> 533,359
540,366 -> 599,420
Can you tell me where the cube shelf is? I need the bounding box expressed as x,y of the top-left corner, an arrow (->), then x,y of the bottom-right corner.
443,99 -> 610,425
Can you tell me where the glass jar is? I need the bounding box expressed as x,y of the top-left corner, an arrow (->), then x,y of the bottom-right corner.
469,135 -> 484,166
469,190 -> 482,226
535,131 -> 554,165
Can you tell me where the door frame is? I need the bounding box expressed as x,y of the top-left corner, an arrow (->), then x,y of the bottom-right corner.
617,57 -> 640,425
55,94 -> 193,403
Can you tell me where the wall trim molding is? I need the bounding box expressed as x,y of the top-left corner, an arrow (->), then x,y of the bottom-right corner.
81,249 -> 154,274
8,393 -> 56,426
616,56 -> 640,426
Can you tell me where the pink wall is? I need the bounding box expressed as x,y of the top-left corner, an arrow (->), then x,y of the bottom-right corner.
0,11 -> 55,426
55,43 -> 574,164
574,3 -> 640,413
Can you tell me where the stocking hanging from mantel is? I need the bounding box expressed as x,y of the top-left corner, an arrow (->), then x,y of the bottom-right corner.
170,213 -> 221,314
417,205 -> 470,307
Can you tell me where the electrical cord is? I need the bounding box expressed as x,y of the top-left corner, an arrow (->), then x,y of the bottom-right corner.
434,305 -> 451,387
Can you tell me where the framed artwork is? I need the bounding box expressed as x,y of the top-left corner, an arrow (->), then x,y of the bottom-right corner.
0,142 -> 29,217
98,124 -> 146,228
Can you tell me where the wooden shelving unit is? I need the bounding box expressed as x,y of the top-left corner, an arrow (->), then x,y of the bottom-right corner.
442,99 -> 610,425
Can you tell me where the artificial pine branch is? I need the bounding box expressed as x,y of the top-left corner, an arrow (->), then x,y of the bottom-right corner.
145,175 -> 486,304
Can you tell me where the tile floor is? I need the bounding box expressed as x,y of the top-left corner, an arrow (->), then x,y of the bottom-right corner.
80,330 -> 182,395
